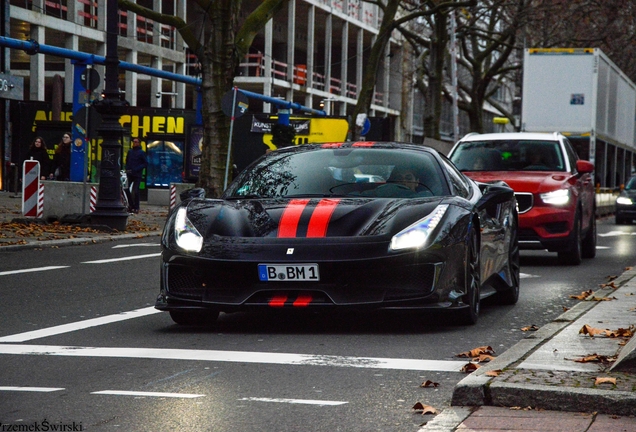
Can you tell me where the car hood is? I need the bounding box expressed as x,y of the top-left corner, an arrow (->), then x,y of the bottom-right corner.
181,197 -> 447,239
619,189 -> 636,199
464,171 -> 573,194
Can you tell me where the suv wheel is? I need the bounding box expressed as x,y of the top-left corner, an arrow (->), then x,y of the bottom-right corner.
582,211 -> 596,259
558,210 -> 582,265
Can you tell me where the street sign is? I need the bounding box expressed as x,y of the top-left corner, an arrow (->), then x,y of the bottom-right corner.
222,89 -> 249,118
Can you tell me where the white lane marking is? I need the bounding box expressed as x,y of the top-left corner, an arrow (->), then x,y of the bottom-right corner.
81,253 -> 161,264
598,231 -> 636,237
520,273 -> 539,278
112,244 -> 160,249
0,345 -> 468,372
0,307 -> 161,343
238,397 -> 347,406
92,390 -> 204,398
0,386 -> 65,392
596,246 -> 610,249
0,266 -> 70,276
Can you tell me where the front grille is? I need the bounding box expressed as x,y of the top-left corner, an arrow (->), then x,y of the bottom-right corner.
515,193 -> 533,213
544,222 -> 568,234
166,266 -> 205,299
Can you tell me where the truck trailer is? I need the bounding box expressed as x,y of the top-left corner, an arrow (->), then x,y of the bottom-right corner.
522,48 -> 636,188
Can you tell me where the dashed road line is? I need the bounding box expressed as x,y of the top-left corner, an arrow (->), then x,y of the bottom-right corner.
0,266 -> 70,276
238,397 -> 347,406
81,253 -> 161,264
0,386 -> 65,392
91,390 -> 204,398
0,307 -> 160,343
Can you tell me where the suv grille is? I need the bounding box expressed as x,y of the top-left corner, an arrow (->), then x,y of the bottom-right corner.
515,193 -> 533,213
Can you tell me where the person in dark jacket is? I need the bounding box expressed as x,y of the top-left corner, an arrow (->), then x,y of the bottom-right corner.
52,133 -> 72,181
27,136 -> 54,180
125,137 -> 148,213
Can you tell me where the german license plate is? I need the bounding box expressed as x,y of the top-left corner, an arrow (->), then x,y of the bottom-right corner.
258,264 -> 320,281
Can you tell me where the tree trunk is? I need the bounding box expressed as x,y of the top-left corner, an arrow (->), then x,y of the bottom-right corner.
349,0 -> 401,140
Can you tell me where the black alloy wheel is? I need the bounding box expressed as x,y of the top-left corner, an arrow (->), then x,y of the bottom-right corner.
458,229 -> 481,325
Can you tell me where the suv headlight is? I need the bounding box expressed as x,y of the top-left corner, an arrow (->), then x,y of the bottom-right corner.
616,196 -> 633,205
175,207 -> 203,252
390,205 -> 448,251
540,189 -> 570,205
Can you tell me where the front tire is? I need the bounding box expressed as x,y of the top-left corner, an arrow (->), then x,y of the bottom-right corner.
498,215 -> 520,305
582,211 -> 596,259
457,229 -> 481,325
558,210 -> 582,265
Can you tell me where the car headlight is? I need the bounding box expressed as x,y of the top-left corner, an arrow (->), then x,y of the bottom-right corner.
175,207 -> 203,252
616,196 -> 633,205
540,189 -> 570,205
390,204 -> 448,251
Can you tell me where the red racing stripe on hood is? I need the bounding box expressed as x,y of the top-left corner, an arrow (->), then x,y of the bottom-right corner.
306,199 -> 341,237
278,199 -> 309,238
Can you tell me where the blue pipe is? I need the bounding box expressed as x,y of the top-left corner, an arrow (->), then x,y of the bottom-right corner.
0,36 -> 325,115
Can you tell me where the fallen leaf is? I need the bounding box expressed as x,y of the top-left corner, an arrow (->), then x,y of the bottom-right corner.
570,290 -> 594,300
420,380 -> 439,388
473,354 -> 495,363
625,267 -> 633,271
521,325 -> 539,331
594,377 -> 617,386
456,346 -> 495,358
485,370 -> 502,377
588,296 -> 617,301
412,402 -> 438,415
562,306 -> 569,312
460,362 -> 480,373
569,354 -> 616,364
579,324 -> 607,337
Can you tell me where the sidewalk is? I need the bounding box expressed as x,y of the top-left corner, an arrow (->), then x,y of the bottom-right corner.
0,190 -> 168,250
422,268 -> 636,431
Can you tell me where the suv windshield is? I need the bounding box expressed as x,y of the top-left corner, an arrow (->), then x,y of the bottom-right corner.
450,140 -> 565,172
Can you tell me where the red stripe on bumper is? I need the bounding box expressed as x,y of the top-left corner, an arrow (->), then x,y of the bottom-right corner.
269,295 -> 288,307
293,294 -> 313,307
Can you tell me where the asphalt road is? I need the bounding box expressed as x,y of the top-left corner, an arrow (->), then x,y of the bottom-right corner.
1,216 -> 635,431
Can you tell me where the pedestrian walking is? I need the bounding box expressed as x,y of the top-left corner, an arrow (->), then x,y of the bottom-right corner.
27,136 -> 54,180
125,137 -> 148,214
52,133 -> 72,181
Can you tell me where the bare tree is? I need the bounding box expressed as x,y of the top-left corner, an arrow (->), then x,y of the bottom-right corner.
118,0 -> 288,197
350,0 -> 475,141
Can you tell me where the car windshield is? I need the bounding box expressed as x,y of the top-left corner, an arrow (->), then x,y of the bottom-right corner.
450,140 -> 566,172
626,177 -> 636,190
225,146 -> 447,199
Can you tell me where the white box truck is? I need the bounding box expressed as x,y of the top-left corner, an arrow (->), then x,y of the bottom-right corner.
521,48 -> 636,188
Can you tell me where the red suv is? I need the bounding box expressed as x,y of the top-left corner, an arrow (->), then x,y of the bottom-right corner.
449,132 -> 596,265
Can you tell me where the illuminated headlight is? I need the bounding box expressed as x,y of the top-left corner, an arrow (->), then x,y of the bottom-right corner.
616,196 -> 633,205
540,189 -> 570,205
390,205 -> 448,251
175,207 -> 203,252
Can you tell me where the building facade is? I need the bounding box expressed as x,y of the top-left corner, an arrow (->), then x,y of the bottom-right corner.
2,0 -> 413,191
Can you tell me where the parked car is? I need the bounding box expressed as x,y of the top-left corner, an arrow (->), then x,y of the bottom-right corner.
156,142 -> 520,326
449,132 -> 596,265
615,176 -> 636,224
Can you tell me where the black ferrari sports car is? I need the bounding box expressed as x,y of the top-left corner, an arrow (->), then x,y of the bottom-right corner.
157,142 -> 520,325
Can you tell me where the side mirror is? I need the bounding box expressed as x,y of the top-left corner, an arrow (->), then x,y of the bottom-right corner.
576,160 -> 594,174
180,187 -> 206,201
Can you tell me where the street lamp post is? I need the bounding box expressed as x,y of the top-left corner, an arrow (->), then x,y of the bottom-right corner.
90,0 -> 128,231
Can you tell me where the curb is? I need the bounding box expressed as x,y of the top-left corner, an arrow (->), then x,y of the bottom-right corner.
451,268 -> 636,412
